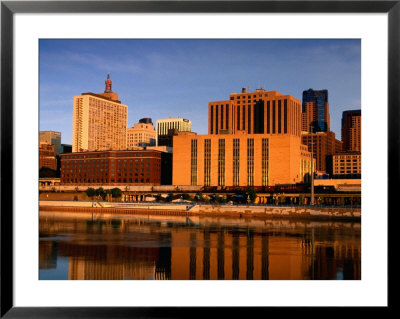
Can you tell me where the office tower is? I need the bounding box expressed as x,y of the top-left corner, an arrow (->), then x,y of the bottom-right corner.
39,131 -> 61,155
208,88 -> 302,137
72,74 -> 127,152
341,110 -> 361,152
301,89 -> 330,133
156,117 -> 191,146
301,131 -> 342,173
39,142 -> 57,170
173,88 -> 313,187
127,118 -> 156,149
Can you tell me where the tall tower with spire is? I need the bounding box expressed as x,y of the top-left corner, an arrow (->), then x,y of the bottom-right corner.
72,74 -> 127,152
98,73 -> 119,102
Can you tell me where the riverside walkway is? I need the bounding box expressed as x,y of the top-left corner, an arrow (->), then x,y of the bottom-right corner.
39,200 -> 361,221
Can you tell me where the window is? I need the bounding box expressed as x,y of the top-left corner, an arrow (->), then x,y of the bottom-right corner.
191,139 -> 198,185
204,139 -> 211,186
218,139 -> 225,186
233,139 -> 240,186
247,138 -> 254,186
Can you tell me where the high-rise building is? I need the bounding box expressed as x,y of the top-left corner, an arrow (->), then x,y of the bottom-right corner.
39,131 -> 61,155
127,118 -> 156,149
341,110 -> 361,152
301,131 -> 342,173
156,117 -> 191,146
302,89 -> 330,133
72,74 -> 127,152
208,88 -> 302,137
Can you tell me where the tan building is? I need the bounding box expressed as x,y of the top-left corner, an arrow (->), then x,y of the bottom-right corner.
341,110 -> 361,152
39,143 -> 57,170
173,132 -> 313,187
156,117 -> 191,146
301,131 -> 342,173
72,74 -> 127,152
39,131 -> 61,155
173,88 -> 314,187
208,88 -> 302,137
127,118 -> 156,149
327,152 -> 361,177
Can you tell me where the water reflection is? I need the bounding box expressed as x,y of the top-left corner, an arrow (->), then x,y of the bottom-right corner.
39,211 -> 361,280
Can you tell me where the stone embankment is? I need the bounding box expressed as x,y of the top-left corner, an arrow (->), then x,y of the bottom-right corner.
39,201 -> 361,221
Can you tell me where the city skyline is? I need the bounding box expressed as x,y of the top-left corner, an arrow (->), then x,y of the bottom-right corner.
39,39 -> 361,144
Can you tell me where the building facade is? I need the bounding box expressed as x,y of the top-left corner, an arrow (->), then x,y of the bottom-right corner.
173,132 -> 313,187
60,149 -> 169,185
208,88 -> 302,137
341,110 -> 361,152
39,131 -> 61,155
326,152 -> 361,178
301,131 -> 342,173
39,143 -> 57,170
72,74 -> 127,152
127,118 -> 156,149
302,89 -> 330,133
156,118 -> 191,146
173,88 -> 314,187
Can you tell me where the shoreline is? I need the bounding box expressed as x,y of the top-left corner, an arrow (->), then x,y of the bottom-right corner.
39,200 -> 361,222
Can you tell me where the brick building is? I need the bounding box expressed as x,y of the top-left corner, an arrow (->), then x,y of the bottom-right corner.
301,131 -> 342,173
60,149 -> 171,185
341,110 -> 361,152
39,143 -> 57,170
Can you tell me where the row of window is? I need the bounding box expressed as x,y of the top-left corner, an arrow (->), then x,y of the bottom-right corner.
190,138 -> 269,187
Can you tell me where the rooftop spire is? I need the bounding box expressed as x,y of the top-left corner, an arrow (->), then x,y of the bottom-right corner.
104,73 -> 112,93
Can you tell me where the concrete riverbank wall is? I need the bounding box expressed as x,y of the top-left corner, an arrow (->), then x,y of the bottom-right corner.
39,201 -> 360,221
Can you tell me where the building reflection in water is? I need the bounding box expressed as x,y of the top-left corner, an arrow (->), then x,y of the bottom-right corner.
39,214 -> 361,280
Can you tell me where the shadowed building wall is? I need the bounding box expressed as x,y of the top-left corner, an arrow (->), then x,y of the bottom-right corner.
341,110 -> 361,152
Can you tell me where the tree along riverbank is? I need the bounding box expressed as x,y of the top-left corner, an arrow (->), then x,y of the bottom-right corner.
39,201 -> 361,221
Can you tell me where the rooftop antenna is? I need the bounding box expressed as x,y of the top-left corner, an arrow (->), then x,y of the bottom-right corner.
105,73 -> 112,93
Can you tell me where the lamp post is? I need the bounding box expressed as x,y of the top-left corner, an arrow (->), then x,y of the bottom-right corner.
310,124 -> 315,206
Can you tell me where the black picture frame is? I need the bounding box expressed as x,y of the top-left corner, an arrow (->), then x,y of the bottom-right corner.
1,0 -> 395,317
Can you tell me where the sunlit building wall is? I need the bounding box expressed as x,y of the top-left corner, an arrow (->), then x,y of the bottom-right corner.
127,118 -> 156,149
39,131 -> 61,156
173,132 -> 313,187
72,75 -> 127,152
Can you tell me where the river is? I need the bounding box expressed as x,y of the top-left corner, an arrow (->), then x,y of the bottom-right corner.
39,210 -> 361,280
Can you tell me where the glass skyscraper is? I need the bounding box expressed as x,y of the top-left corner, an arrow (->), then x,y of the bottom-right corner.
302,89 -> 330,133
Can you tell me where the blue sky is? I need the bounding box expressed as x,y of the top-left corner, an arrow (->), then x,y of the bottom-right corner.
39,39 -> 361,144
